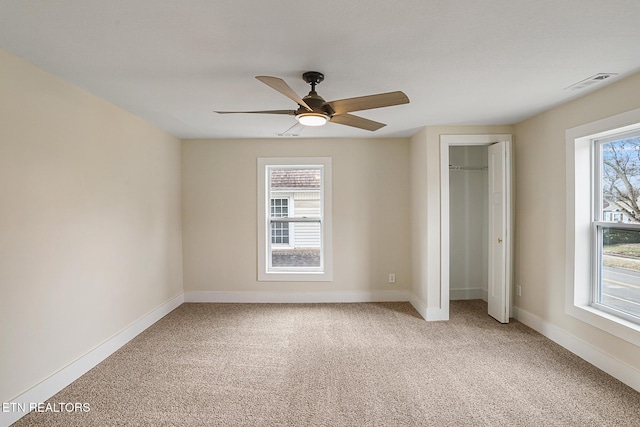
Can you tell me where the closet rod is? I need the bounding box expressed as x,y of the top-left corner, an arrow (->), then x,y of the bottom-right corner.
449,164 -> 488,171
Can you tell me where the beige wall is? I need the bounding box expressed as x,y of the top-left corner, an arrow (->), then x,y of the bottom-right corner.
182,138 -> 411,294
514,71 -> 640,371
0,50 -> 184,402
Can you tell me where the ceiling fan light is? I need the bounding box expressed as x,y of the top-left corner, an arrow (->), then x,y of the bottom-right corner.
296,113 -> 328,126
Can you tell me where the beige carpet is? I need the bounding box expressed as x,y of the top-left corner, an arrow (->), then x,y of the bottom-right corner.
14,300 -> 640,426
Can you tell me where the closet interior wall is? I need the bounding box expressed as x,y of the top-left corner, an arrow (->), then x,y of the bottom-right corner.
449,145 -> 489,301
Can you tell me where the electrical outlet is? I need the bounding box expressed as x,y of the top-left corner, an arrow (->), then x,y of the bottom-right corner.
516,285 -> 522,297
388,273 -> 396,284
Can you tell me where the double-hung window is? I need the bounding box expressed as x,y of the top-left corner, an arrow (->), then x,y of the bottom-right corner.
257,157 -> 332,281
593,130 -> 640,324
567,107 -> 640,346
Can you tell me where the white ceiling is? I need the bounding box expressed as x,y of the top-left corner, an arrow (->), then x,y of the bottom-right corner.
1,0 -> 640,139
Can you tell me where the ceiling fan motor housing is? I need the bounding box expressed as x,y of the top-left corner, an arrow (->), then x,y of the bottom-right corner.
298,93 -> 332,115
299,72 -> 333,117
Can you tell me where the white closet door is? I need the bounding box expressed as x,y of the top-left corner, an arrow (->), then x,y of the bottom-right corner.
488,141 -> 511,323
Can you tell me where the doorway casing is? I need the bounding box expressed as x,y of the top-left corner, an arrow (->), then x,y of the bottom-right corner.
440,134 -> 513,321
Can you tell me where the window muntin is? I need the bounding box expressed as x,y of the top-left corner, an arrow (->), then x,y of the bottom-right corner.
257,158 -> 332,281
594,131 -> 640,324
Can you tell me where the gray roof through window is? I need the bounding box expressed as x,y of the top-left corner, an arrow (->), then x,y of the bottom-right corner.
271,169 -> 321,189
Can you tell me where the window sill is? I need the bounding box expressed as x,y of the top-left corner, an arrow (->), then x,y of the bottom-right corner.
257,271 -> 333,282
566,303 -> 640,347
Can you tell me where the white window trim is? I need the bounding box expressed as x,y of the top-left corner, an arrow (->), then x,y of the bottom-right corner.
566,107 -> 640,346
257,157 -> 333,282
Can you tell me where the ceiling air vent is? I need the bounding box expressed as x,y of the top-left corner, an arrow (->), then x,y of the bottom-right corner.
564,73 -> 618,91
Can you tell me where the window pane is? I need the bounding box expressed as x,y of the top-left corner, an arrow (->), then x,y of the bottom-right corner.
268,167 -> 322,270
600,135 -> 640,223
271,221 -> 289,244
271,222 -> 321,268
599,226 -> 640,320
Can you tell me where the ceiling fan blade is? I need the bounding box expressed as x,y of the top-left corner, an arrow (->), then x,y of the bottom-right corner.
330,113 -> 386,131
255,76 -> 312,111
327,91 -> 409,115
215,110 -> 295,115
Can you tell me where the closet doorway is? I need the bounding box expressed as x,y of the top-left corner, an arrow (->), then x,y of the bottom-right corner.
440,134 -> 513,323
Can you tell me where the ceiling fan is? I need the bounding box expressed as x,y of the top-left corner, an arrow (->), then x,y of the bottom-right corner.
215,71 -> 409,132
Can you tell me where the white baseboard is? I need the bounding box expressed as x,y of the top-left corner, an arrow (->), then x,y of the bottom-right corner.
1,293 -> 184,427
408,294 -> 428,319
407,294 -> 449,321
184,290 -> 450,322
184,290 -> 411,304
185,290 -> 442,322
450,288 -> 488,301
425,307 -> 449,321
513,306 -> 640,393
